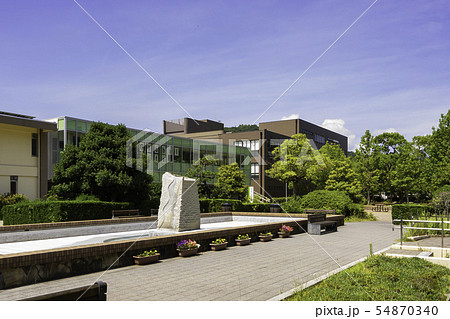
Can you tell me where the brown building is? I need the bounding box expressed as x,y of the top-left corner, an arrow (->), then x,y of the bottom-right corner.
164,117 -> 348,198
163,118 -> 225,141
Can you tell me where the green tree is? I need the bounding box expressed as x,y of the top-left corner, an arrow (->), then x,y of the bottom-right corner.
215,162 -> 247,199
185,155 -> 218,198
391,141 -> 419,203
429,110 -> 450,189
307,143 -> 347,190
50,122 -> 152,203
411,135 -> 435,200
354,130 -> 381,204
267,133 -> 324,196
325,160 -> 363,203
224,124 -> 258,133
373,132 -> 408,200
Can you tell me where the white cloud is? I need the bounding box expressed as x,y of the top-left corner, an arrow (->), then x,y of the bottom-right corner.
373,128 -> 398,136
321,119 -> 357,151
281,113 -> 300,120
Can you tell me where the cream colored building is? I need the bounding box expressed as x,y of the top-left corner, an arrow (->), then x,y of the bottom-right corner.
0,112 -> 57,200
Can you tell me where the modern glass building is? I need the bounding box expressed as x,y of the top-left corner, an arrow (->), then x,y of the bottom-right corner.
45,116 -> 251,185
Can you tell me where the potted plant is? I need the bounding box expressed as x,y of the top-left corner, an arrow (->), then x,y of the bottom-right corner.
278,224 -> 294,238
176,239 -> 200,257
210,238 -> 228,251
259,232 -> 273,242
235,234 -> 251,246
133,249 -> 160,265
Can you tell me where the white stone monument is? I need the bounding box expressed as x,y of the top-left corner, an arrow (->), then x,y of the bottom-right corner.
157,172 -> 201,231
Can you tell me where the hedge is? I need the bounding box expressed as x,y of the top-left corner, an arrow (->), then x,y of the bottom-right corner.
0,194 -> 27,220
280,197 -> 303,213
198,199 -> 271,213
300,190 -> 355,216
199,199 -> 244,213
391,204 -> 435,224
2,200 -> 130,225
136,198 -> 160,215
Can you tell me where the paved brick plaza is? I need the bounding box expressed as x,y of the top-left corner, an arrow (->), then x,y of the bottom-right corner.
0,221 -> 398,301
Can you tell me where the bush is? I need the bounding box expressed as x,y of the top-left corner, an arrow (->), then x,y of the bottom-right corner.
301,190 -> 353,216
0,194 -> 27,220
2,200 -> 130,225
199,199 -> 242,213
391,204 -> 435,224
75,194 -> 100,201
239,203 -> 271,212
345,203 -> 366,217
271,197 -> 290,203
198,199 -> 271,213
136,197 -> 160,215
279,197 -> 303,213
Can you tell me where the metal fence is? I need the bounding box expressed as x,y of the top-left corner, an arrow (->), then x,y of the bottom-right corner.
393,216 -> 450,248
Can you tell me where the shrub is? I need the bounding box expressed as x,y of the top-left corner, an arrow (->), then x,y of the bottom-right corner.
301,190 -> 353,216
2,200 -> 130,225
136,197 -> 160,215
391,204 -> 435,224
199,199 -> 242,213
271,197 -> 291,203
280,197 -> 303,213
0,194 -> 27,220
239,203 -> 271,212
75,194 -> 100,201
345,203 -> 366,218
198,199 -> 272,213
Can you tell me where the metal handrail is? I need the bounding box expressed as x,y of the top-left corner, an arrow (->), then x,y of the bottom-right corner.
393,219 -> 450,224
394,216 -> 448,248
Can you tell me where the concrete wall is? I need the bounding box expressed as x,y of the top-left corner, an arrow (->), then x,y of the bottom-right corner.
0,123 -> 39,199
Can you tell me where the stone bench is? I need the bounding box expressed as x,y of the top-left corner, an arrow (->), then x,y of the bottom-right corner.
112,209 -> 141,219
307,213 -> 337,235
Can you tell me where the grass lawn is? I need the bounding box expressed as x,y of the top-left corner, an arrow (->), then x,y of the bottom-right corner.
345,213 -> 377,223
285,255 -> 450,301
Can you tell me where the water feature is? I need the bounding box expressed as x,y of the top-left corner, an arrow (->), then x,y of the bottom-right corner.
0,215 -> 296,255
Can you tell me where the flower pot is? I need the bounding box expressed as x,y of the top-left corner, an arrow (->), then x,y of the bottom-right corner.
210,242 -> 228,251
278,231 -> 290,238
133,253 -> 160,265
235,238 -> 251,246
259,235 -> 272,242
177,248 -> 198,257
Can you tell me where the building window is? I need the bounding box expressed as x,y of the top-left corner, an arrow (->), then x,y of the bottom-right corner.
31,133 -> 38,157
234,140 -> 253,149
314,134 -> 326,144
10,176 -> 18,194
327,138 -> 339,145
52,137 -> 58,163
250,140 -> 259,151
251,163 -> 259,178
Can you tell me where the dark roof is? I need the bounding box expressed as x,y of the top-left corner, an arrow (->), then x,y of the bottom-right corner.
0,114 -> 57,131
0,111 -> 35,119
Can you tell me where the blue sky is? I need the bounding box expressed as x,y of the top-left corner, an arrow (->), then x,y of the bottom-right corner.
1,0 -> 449,150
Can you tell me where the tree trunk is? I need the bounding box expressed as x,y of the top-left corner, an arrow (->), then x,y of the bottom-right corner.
367,188 -> 370,205
292,182 -> 297,197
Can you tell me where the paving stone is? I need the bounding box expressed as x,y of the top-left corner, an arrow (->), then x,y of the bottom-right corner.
0,221 -> 398,301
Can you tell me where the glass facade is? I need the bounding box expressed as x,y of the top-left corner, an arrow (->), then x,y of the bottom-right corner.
48,116 -> 251,185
